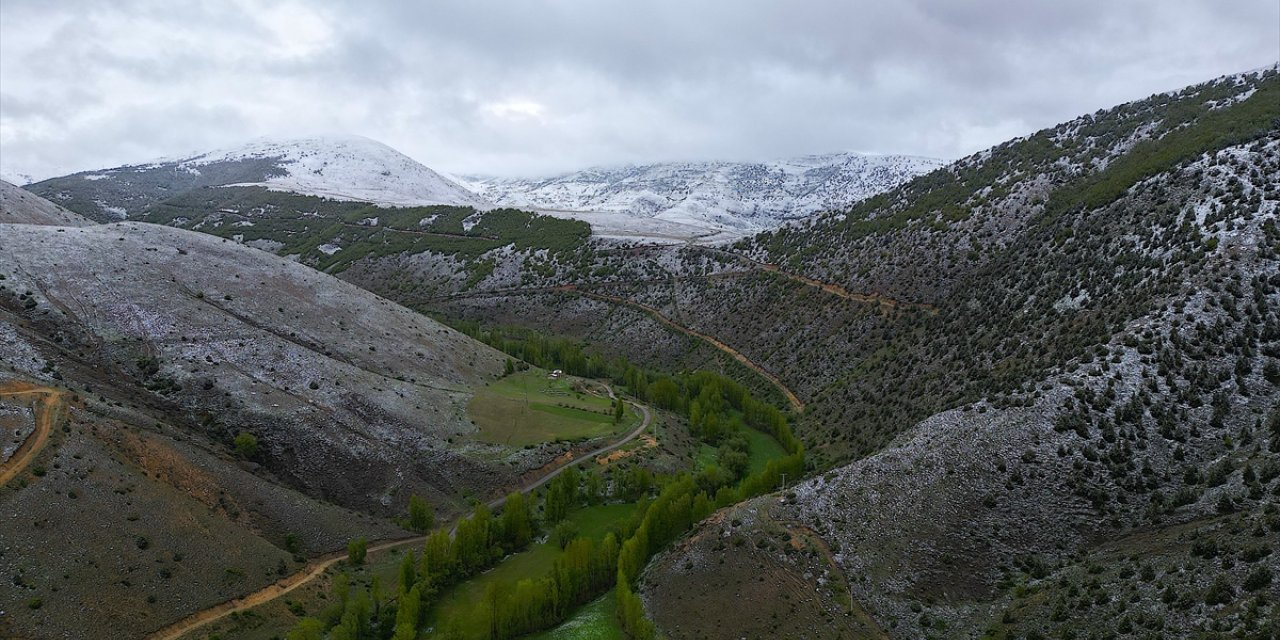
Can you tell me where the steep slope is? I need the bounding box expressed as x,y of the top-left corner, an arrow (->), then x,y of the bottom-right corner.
0,213 -> 577,638
1,221 -> 515,509
637,66 -> 1280,638
1,179 -> 94,226
465,152 -> 945,234
23,135 -> 488,222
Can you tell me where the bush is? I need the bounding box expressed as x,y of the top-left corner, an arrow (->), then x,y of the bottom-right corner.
347,537 -> 367,565
1203,574 -> 1234,605
233,432 -> 259,458
1243,566 -> 1273,592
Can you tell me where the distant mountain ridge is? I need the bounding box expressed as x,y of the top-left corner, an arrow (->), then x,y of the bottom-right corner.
463,152 -> 946,232
25,139 -> 942,237
24,135 -> 489,222
167,135 -> 490,209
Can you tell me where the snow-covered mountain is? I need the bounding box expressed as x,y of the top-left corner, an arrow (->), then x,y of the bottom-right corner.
27,137 -> 941,239
168,135 -> 490,209
25,135 -> 489,222
463,152 -> 946,233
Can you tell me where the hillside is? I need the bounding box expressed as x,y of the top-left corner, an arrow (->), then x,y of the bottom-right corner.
0,212 -> 604,639
22,135 -> 488,222
635,66 -> 1280,638
1,179 -> 94,226
465,152 -> 944,236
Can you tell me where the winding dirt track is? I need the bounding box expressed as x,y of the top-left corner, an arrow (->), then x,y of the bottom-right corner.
566,287 -> 805,412
0,381 -> 69,485
146,395 -> 652,640
694,246 -> 938,314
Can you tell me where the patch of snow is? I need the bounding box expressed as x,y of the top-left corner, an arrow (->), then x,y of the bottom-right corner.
94,200 -> 128,219
318,243 -> 342,255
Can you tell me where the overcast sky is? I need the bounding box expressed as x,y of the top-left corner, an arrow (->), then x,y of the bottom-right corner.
1,0 -> 1277,182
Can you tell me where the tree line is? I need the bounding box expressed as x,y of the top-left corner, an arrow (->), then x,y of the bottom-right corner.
287,320 -> 805,639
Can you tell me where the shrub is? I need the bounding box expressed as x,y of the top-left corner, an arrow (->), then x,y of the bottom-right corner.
1243,566 -> 1273,592
233,432 -> 259,458
347,537 -> 367,565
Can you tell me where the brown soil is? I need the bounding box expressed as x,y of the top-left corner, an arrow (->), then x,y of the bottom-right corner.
0,380 -> 72,485
595,433 -> 659,465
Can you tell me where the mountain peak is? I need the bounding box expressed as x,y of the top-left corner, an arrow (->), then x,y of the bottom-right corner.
166,135 -> 490,209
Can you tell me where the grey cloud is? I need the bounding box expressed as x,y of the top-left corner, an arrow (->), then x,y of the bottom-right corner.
1,0 -> 1276,181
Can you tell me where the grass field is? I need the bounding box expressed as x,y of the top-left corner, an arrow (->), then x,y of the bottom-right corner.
468,369 -> 637,446
524,591 -> 623,640
742,427 -> 788,476
426,503 -> 639,627
693,427 -> 787,476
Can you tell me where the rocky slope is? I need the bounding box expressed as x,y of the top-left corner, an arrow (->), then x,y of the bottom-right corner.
637,66 -> 1280,638
0,190 -> 573,638
0,221 -> 517,511
1,179 -> 94,226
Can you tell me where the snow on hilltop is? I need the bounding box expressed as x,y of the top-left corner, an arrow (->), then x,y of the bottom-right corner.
172,135 -> 491,209
463,152 -> 947,232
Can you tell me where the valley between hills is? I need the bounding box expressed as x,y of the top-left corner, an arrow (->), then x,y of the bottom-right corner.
1,63 -> 1278,640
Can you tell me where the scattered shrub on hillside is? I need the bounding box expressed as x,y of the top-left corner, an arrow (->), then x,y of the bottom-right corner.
233,431 -> 259,458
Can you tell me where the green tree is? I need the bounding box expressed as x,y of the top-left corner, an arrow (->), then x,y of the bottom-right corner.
423,529 -> 455,583
613,397 -> 625,424
392,584 -> 422,640
407,494 -> 434,532
283,532 -> 302,555
233,431 -> 259,458
347,537 -> 368,565
285,617 -> 325,640
504,358 -> 516,376
552,519 -> 580,550
499,492 -> 534,551
584,472 -> 604,504
398,551 -> 416,594
544,467 -> 581,524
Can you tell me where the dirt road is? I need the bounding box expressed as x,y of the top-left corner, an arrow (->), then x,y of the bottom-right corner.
0,381 -> 70,485
695,246 -> 938,314
146,395 -> 653,640
568,288 -> 805,411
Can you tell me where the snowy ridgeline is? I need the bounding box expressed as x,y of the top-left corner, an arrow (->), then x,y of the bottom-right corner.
164,135 -> 492,210
463,152 -> 946,232
54,134 -> 945,239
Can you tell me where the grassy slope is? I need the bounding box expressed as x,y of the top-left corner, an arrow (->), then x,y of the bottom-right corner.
467,369 -> 636,446
693,427 -> 788,476
742,427 -> 788,476
524,591 -> 623,640
426,503 -> 639,627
